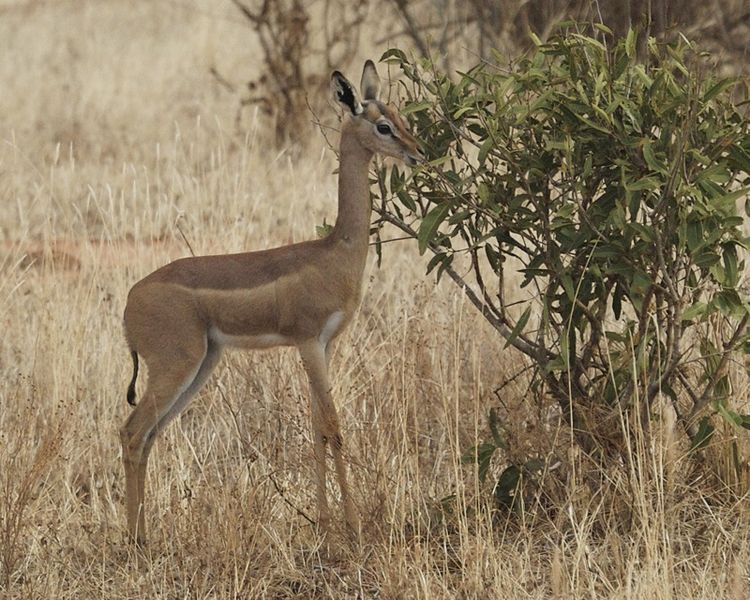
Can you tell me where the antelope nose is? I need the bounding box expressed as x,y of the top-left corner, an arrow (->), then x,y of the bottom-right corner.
406,148 -> 425,167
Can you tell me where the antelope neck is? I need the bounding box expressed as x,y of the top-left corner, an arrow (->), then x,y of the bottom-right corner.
330,124 -> 374,251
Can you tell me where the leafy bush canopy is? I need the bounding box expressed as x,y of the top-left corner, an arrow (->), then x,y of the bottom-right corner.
375,26 -> 750,458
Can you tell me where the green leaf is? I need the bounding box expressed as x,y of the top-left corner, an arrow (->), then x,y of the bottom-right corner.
642,141 -> 667,175
560,273 -> 575,301
396,188 -> 416,212
612,282 -> 623,319
627,222 -> 655,242
380,48 -> 408,64
560,335 -> 570,371
453,105 -> 475,119
626,175 -> 661,192
417,203 -> 451,255
425,155 -> 452,168
694,251 -> 721,268
686,220 -> 702,251
690,417 -> 715,451
625,28 -> 637,59
425,251 -> 447,275
702,78 -> 736,102
402,100 -> 432,115
722,244 -> 739,287
524,458 -> 545,473
494,465 -> 521,509
478,137 -> 494,165
728,145 -> 750,173
462,441 -> 496,484
316,220 -> 333,238
708,187 -> 749,216
681,301 -> 708,322
712,289 -> 746,317
716,402 -> 743,429
504,306 -> 532,349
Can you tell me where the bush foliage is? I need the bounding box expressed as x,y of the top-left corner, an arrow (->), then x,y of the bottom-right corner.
376,27 -> 750,467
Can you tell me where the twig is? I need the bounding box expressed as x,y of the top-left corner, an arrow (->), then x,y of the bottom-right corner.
374,207 -> 549,360
493,364 -> 534,400
217,384 -> 316,526
368,235 -> 415,247
374,18 -> 477,46
229,0 -> 262,24
687,313 -> 749,424
305,94 -> 336,152
209,66 -> 236,93
268,472 -> 317,526
175,219 -> 196,257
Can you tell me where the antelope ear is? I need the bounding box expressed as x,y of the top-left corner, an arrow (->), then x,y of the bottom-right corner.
360,59 -> 380,101
331,71 -> 363,115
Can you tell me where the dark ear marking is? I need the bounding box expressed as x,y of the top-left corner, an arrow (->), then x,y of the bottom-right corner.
331,71 -> 362,115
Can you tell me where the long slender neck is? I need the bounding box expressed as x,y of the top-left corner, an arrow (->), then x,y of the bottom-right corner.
330,124 -> 374,249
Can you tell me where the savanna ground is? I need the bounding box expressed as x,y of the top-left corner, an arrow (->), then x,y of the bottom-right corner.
1,1 -> 750,598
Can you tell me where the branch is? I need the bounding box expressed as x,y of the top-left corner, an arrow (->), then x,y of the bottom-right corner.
268,472 -> 317,526
374,18 -> 477,46
686,313 -> 749,424
209,66 -> 236,93
469,245 -> 505,327
374,207 -> 547,360
229,0 -> 263,25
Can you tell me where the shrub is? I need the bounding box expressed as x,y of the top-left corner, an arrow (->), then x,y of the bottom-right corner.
375,27 -> 750,472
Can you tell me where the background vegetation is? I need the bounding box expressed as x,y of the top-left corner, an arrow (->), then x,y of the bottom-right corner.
1,1 -> 749,598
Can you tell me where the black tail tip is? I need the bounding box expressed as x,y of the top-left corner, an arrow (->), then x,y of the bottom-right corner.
126,385 -> 137,406
126,351 -> 139,406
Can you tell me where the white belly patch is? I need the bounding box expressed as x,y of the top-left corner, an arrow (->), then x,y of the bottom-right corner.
209,327 -> 290,350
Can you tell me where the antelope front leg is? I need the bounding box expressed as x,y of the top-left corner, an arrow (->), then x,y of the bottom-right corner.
311,402 -> 332,528
298,340 -> 358,532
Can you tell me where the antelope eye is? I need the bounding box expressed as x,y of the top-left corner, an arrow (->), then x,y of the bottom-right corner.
376,122 -> 392,135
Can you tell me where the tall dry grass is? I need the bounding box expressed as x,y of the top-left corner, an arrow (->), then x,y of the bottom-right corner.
1,1 -> 749,598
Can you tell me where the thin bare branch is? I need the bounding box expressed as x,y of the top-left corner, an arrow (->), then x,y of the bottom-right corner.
374,206 -> 548,360
687,313 -> 749,424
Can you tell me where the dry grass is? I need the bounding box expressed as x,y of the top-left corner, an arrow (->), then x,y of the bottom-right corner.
2,1 -> 750,598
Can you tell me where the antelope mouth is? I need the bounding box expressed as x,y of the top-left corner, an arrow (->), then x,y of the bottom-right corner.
405,150 -> 425,167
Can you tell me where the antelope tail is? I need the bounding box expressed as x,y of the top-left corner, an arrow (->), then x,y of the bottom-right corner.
126,351 -> 139,406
